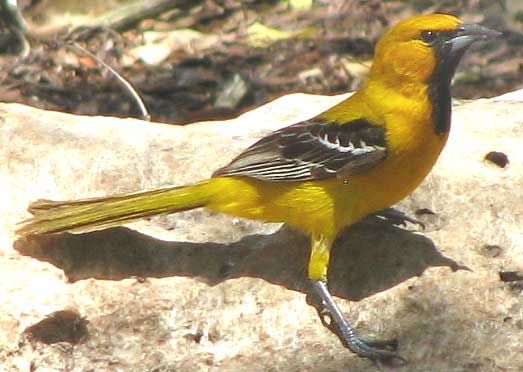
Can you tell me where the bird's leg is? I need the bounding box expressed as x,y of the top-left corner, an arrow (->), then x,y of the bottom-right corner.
311,280 -> 407,366
308,234 -> 406,366
374,207 -> 425,229
306,286 -> 333,329
306,288 -> 397,349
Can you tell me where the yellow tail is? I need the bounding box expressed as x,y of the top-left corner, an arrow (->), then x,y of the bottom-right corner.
17,180 -> 216,236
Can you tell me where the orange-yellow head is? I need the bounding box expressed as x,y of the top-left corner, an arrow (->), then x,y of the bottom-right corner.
370,13 -> 500,84
366,13 -> 500,134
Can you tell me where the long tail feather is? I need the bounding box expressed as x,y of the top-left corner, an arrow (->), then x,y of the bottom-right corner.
17,180 -> 215,236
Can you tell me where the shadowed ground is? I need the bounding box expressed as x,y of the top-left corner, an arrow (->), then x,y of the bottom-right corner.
15,217 -> 463,301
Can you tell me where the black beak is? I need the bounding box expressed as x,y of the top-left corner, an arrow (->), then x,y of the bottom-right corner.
449,23 -> 501,53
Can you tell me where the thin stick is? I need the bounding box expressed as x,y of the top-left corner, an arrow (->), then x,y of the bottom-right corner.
68,42 -> 150,121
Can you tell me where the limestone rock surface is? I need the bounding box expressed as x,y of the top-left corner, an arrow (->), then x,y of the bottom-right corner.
1,92 -> 523,372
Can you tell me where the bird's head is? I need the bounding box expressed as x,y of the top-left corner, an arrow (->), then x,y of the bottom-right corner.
370,13 -> 500,84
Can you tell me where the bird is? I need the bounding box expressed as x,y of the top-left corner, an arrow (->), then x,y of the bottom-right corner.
17,13 -> 500,365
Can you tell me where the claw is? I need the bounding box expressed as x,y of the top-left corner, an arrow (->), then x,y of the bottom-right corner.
374,207 -> 425,229
359,337 -> 398,351
311,280 -> 408,367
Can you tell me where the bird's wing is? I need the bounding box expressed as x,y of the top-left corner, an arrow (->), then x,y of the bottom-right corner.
213,118 -> 387,182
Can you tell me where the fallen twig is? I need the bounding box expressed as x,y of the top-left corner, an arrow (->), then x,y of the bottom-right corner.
68,42 -> 150,121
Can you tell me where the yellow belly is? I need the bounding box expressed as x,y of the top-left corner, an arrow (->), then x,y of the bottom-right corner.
207,177 -> 341,236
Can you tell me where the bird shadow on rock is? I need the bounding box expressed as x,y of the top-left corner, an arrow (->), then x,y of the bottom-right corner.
14,216 -> 466,301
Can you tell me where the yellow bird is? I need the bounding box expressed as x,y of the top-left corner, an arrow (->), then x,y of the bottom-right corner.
17,14 -> 499,364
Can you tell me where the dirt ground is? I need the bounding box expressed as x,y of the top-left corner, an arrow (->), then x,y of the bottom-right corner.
0,0 -> 522,124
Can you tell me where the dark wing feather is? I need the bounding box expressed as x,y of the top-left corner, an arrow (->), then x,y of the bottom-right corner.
213,118 -> 387,182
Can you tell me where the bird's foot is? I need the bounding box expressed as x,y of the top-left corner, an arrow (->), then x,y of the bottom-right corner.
374,207 -> 425,229
321,309 -> 407,367
310,280 -> 407,368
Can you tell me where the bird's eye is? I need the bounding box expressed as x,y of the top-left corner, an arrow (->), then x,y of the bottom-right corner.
421,30 -> 438,44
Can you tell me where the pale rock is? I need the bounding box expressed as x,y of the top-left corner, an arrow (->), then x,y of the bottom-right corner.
1,91 -> 522,371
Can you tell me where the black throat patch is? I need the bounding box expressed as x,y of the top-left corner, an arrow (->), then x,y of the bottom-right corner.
428,42 -> 466,135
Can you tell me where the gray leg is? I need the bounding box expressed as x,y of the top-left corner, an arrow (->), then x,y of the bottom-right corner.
311,280 -> 407,366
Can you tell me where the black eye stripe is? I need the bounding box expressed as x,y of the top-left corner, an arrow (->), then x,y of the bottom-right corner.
421,29 -> 459,44
421,30 -> 438,43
